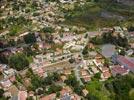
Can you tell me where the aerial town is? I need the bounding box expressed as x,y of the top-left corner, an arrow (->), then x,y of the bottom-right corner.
0,0 -> 134,100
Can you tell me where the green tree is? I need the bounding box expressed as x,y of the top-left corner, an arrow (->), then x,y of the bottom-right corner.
30,75 -> 43,90
47,85 -> 62,94
74,86 -> 83,95
53,72 -> 60,82
86,93 -> 99,100
94,72 -> 101,79
0,53 -> 8,64
128,26 -> 134,32
0,89 -> 4,97
104,59 -> 110,66
8,39 -> 16,46
105,74 -> 134,100
82,46 -> 88,55
65,74 -> 79,87
24,33 -> 36,44
26,68 -> 34,78
23,46 -> 36,56
42,27 -> 54,33
43,75 -> 53,85
56,92 -> 60,98
69,58 -> 75,63
16,74 -> 23,83
90,36 -> 103,45
26,96 -> 34,100
129,89 -> 134,100
9,53 -> 29,71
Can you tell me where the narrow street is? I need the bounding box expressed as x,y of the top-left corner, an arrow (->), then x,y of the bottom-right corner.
74,33 -> 89,86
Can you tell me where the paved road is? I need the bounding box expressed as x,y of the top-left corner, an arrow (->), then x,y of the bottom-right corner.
73,33 -> 89,86
74,63 -> 83,86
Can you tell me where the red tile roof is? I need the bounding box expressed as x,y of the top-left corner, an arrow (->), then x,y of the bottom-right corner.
9,76 -> 16,82
40,93 -> 56,100
83,76 -> 91,82
103,71 -> 111,79
18,91 -> 27,100
111,65 -> 128,75
117,56 -> 134,70
101,67 -> 109,72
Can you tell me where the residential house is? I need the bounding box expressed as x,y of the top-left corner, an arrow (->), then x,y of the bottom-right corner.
88,43 -> 95,50
82,89 -> 89,97
88,32 -> 101,38
60,75 -> 67,82
70,94 -> 81,100
80,69 -> 91,82
60,86 -> 72,97
64,69 -> 72,75
0,64 -> 8,70
40,93 -> 56,100
60,0 -> 73,3
0,79 -> 12,89
102,70 -> 111,79
100,27 -> 113,33
98,66 -> 111,79
60,86 -> 81,100
4,92 -> 11,98
18,91 -> 28,100
34,67 -> 45,77
8,85 -> 18,96
128,32 -> 134,39
126,49 -> 133,56
93,59 -> 103,67
113,26 -> 123,33
9,75 -> 16,83
3,68 -> 16,78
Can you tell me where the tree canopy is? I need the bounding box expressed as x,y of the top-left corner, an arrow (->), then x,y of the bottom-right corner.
24,33 -> 36,44
9,53 -> 29,71
42,27 -> 54,33
105,74 -> 134,100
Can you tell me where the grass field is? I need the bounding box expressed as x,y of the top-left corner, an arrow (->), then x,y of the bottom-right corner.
62,0 -> 134,30
86,80 -> 111,100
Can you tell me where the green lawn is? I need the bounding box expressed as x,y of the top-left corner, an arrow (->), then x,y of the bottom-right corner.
86,81 -> 111,100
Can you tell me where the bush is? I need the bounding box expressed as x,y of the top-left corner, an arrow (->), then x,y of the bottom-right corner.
24,33 -> 36,44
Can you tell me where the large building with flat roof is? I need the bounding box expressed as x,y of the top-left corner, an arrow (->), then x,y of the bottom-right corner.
112,55 -> 134,72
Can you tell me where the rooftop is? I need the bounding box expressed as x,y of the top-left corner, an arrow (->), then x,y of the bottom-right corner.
117,55 -> 134,71
18,91 -> 27,100
40,93 -> 56,100
111,65 -> 128,76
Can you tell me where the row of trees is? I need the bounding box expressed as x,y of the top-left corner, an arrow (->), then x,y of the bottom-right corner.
90,32 -> 129,47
